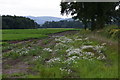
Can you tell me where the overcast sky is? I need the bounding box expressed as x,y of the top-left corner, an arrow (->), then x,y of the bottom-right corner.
0,0 -> 72,18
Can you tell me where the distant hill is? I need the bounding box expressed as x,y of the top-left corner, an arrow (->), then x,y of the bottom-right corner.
26,16 -> 70,24
64,18 -> 74,21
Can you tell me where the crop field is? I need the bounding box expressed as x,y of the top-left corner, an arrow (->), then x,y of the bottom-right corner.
2,28 -> 80,41
1,27 -> 119,78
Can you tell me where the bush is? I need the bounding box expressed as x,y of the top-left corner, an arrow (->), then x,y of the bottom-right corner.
103,25 -> 119,40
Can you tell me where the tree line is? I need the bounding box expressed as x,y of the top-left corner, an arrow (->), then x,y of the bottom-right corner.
60,2 -> 120,30
2,15 -> 40,29
40,20 -> 84,28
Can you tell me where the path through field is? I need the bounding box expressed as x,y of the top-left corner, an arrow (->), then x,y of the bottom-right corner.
2,30 -> 118,78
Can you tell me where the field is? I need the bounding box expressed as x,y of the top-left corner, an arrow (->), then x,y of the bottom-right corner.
1,27 -> 119,78
2,29 -> 80,41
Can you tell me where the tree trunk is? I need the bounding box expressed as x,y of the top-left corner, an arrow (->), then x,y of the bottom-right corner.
96,16 -> 105,29
84,21 -> 88,30
91,18 -> 96,31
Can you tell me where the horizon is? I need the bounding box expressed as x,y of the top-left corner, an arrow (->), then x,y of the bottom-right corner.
25,15 -> 71,19
1,14 -> 72,19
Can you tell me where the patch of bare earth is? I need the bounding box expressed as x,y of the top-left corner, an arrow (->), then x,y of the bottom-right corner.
2,57 -> 30,78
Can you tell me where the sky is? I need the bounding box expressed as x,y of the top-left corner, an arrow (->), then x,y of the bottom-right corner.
0,0 -> 72,18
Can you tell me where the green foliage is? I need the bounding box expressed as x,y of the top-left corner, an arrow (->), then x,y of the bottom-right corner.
43,39 -> 50,45
3,73 -> 26,78
3,52 -> 20,59
2,27 -> 118,78
2,28 -> 80,34
0,42 -> 8,45
2,28 -> 80,41
2,15 -> 39,29
41,20 -> 84,28
2,34 -> 47,41
73,59 -> 118,78
38,67 -> 62,78
60,2 -> 119,30
99,25 -> 119,40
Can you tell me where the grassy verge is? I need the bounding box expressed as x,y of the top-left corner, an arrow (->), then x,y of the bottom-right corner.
95,25 -> 119,41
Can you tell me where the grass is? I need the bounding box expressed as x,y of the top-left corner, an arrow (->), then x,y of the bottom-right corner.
2,28 -> 80,34
95,25 -> 119,40
3,33 -> 118,78
2,28 -> 80,41
2,34 -> 47,41
2,26 -> 118,78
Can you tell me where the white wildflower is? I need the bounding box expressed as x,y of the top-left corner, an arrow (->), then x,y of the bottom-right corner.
46,57 -> 61,63
55,36 -> 73,43
33,56 -> 41,60
95,45 -> 104,50
97,56 -> 101,60
81,45 -> 94,50
55,43 -> 68,48
84,52 -> 94,56
59,68 -> 72,74
66,48 -> 82,56
43,48 -> 52,52
101,43 -> 107,46
84,37 -> 89,40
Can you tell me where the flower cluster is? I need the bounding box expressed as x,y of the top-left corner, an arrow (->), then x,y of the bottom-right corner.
33,56 -> 41,60
55,36 -> 73,43
46,57 -> 61,63
66,47 -> 82,56
10,47 -> 33,56
75,38 -> 83,41
64,56 -> 80,64
43,48 -> 53,52
55,43 -> 68,49
60,68 -> 72,74
81,45 -> 94,50
33,35 -> 107,69
65,44 -> 106,61
97,55 -> 106,60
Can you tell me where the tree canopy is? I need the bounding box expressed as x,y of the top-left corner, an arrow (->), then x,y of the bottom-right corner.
2,15 -> 40,29
40,20 -> 84,28
60,2 -> 120,30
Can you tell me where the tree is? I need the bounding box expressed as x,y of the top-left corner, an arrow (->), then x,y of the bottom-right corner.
41,20 -> 84,28
60,2 -> 119,30
2,15 -> 40,29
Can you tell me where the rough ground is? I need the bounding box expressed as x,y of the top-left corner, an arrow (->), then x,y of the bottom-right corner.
2,30 -> 118,78
2,30 -> 79,78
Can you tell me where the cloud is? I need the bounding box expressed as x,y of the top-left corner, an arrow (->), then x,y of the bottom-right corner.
0,0 -> 71,18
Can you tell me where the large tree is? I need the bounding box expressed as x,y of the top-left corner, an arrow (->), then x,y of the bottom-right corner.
60,2 -> 119,30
